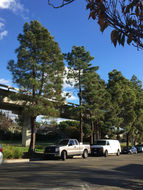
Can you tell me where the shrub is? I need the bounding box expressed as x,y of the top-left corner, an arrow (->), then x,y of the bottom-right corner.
2,145 -> 24,159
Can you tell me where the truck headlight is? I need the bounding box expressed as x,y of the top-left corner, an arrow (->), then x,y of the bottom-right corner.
55,148 -> 59,152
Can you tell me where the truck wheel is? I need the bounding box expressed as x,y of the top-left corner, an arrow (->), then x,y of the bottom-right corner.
116,149 -> 120,156
61,151 -> 67,161
105,150 -> 108,157
82,150 -> 88,159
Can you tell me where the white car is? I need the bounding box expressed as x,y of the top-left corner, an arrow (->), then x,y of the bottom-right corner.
91,139 -> 121,157
0,144 -> 3,164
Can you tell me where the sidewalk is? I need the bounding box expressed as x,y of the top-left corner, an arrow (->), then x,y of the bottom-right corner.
4,159 -> 29,163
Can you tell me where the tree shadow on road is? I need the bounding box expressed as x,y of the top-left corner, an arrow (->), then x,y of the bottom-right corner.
0,162 -> 143,189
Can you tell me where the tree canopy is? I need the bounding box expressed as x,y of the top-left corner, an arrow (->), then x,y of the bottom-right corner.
7,20 -> 65,152
64,45 -> 94,142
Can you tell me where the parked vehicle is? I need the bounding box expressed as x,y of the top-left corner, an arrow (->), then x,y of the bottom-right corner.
0,144 -> 3,164
122,146 -> 137,154
135,144 -> 143,153
91,139 -> 121,157
44,139 -> 91,160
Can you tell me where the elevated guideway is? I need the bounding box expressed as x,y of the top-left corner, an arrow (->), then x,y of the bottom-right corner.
0,84 -> 78,146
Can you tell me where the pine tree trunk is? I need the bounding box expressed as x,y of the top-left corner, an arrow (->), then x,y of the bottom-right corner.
80,111 -> 83,142
116,127 -> 120,140
79,70 -> 83,142
90,120 -> 94,144
95,120 -> 99,140
28,116 -> 36,154
126,132 -> 130,146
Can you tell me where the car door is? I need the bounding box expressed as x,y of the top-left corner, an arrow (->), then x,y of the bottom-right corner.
67,140 -> 76,156
74,139 -> 81,155
106,141 -> 112,154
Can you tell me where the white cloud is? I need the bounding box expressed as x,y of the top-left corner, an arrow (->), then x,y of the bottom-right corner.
0,1 -> 28,40
0,78 -> 11,86
0,30 -> 8,39
0,0 -> 29,19
0,0 -> 14,9
0,22 -> 4,29
0,18 -> 8,40
67,95 -> 78,101
0,19 -> 8,40
63,66 -> 76,89
62,91 -> 78,101
0,0 -> 23,12
62,66 -> 79,103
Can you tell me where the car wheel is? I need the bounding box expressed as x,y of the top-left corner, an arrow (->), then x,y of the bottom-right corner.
61,151 -> 67,161
105,150 -> 108,157
82,150 -> 88,159
116,149 -> 120,156
0,152 -> 3,165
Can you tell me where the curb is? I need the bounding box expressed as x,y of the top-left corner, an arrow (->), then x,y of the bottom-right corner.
4,159 -> 29,163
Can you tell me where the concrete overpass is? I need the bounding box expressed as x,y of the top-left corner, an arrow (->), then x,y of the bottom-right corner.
0,84 -> 79,146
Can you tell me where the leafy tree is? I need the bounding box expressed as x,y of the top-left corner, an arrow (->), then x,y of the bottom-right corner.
0,111 -> 14,131
58,120 -> 80,139
49,0 -> 143,49
58,120 -> 91,140
87,0 -> 143,49
7,20 -> 65,153
64,46 -> 94,142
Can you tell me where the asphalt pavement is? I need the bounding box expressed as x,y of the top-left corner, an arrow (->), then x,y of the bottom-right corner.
0,153 -> 143,190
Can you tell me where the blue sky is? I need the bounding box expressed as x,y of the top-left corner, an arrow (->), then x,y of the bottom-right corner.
1,0 -> 143,104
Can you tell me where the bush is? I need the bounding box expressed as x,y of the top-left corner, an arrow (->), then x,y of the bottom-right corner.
2,145 -> 24,159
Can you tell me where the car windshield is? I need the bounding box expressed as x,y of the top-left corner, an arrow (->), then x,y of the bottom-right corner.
94,141 -> 106,145
58,140 -> 69,146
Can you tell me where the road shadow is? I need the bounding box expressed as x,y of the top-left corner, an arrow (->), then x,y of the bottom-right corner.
0,161 -> 143,189
82,164 -> 143,190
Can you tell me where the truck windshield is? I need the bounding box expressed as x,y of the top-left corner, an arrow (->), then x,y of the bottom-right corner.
95,141 -> 106,145
58,140 -> 69,146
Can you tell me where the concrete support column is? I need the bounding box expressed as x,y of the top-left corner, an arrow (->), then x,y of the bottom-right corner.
22,114 -> 31,147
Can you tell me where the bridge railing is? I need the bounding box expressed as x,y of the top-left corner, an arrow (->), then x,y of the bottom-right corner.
0,83 -> 19,92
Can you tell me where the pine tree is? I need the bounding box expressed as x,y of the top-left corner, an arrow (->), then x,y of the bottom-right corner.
130,75 -> 143,144
7,20 -> 65,153
107,70 -> 137,144
64,46 -> 94,142
82,67 -> 111,143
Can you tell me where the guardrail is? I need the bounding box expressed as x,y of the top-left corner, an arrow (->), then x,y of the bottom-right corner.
0,83 -> 78,107
0,83 -> 19,91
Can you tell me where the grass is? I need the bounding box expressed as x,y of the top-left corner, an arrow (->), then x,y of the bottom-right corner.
0,140 -> 54,159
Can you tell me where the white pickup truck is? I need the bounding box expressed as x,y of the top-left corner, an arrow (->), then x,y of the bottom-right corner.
44,139 -> 91,160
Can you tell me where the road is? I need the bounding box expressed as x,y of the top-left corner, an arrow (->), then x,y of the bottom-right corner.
0,154 -> 143,190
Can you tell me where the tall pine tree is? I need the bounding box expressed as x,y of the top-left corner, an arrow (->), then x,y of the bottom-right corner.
64,46 -> 94,142
7,20 -> 65,153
